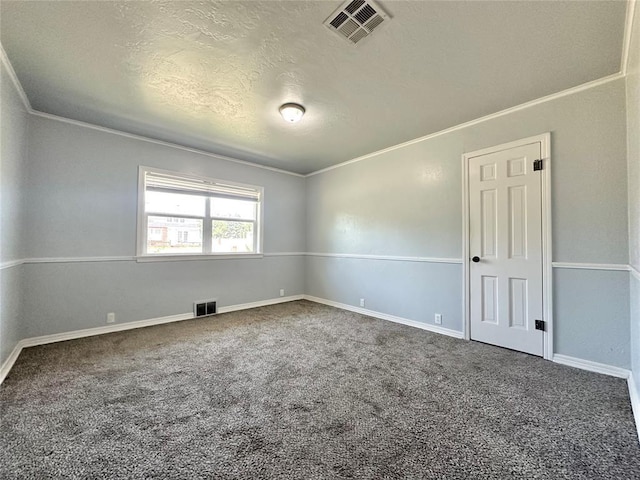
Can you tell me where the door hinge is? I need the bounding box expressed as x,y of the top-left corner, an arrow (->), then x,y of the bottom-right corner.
535,320 -> 545,331
533,159 -> 543,171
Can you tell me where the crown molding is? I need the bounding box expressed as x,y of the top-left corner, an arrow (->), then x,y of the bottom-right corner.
29,110 -> 305,178
1,7 -> 633,181
0,42 -> 304,179
306,73 -> 624,177
308,0 -> 636,178
621,0 -> 637,75
0,44 -> 33,112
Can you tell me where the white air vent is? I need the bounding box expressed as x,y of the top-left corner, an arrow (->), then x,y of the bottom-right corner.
324,0 -> 390,45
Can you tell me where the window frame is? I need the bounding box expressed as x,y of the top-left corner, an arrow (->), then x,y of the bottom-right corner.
137,166 -> 264,261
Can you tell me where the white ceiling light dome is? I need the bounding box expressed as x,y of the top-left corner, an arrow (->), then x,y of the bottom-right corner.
279,103 -> 305,123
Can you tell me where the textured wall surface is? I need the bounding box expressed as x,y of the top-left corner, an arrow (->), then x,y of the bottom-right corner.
626,2 -> 640,406
21,115 -> 306,338
554,269 -> 629,368
306,256 -> 463,332
0,62 -> 27,263
25,117 -> 306,258
306,79 -> 630,367
21,257 -> 304,338
0,267 -> 23,368
0,60 -> 28,366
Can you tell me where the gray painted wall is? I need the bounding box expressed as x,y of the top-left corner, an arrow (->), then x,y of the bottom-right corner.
306,79 -> 630,367
25,117 -> 306,258
626,5 -> 640,403
0,267 -> 23,367
0,62 -> 27,262
554,269 -> 629,367
21,115 -> 306,338
306,256 -> 462,331
0,60 -> 28,366
21,256 -> 304,338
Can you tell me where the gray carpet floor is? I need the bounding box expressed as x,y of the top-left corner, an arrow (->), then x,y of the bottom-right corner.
1,300 -> 639,479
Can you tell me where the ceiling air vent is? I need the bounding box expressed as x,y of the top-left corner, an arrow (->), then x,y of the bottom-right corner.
324,0 -> 390,45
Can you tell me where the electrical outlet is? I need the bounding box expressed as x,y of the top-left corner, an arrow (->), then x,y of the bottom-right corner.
360,298 -> 365,307
106,312 -> 115,324
280,289 -> 285,297
434,313 -> 442,325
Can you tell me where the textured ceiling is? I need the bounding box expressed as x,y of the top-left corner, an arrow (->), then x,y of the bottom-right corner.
0,1 -> 628,174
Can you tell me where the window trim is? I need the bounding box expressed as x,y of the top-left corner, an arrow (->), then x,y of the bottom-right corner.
136,166 -> 264,260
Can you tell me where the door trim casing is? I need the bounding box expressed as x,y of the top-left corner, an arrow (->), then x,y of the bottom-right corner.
462,133 -> 552,359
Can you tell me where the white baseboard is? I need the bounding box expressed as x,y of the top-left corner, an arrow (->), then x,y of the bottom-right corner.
4,295 -> 638,444
552,354 -> 630,379
0,295 -> 303,385
303,295 -> 464,339
218,295 -> 304,314
19,312 -> 195,349
0,342 -> 24,385
628,373 -> 640,443
546,355 -> 640,442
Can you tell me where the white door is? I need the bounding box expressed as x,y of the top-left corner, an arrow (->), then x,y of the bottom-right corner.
468,142 -> 544,356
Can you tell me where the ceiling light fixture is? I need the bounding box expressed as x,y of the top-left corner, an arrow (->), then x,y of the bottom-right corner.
279,103 -> 305,123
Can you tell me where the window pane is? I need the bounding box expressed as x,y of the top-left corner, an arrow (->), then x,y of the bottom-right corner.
210,197 -> 256,220
146,191 -> 206,216
212,220 -> 254,253
147,216 -> 203,254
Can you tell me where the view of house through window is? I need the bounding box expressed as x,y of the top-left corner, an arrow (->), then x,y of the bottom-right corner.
139,168 -> 262,256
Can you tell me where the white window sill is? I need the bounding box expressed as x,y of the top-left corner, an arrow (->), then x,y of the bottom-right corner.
136,253 -> 264,263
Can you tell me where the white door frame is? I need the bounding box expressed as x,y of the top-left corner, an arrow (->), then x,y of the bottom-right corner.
462,133 -> 553,359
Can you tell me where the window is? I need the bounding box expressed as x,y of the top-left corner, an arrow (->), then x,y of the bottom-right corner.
138,167 -> 262,257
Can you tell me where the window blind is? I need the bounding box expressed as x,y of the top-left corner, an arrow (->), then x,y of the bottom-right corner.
145,171 -> 260,202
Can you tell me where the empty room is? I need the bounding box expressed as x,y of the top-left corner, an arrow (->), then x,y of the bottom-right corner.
1,0 -> 639,478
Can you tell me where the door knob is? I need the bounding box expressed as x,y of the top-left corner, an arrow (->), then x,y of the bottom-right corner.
472,256 -> 480,263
